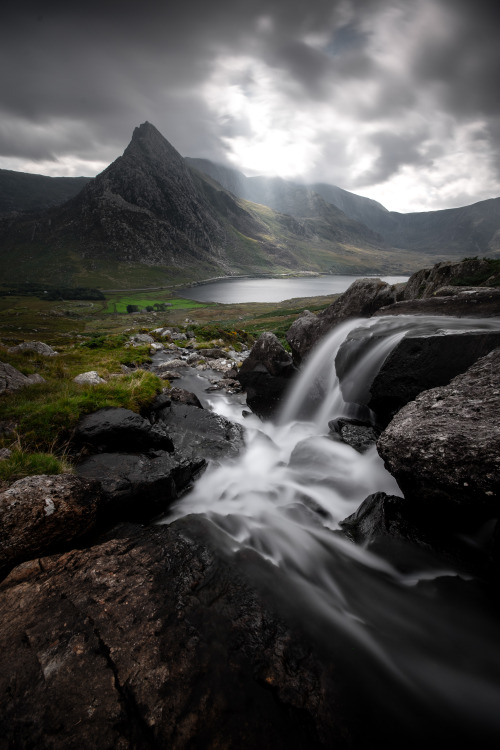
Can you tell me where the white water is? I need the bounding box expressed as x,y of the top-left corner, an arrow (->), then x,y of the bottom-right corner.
159,315 -> 500,741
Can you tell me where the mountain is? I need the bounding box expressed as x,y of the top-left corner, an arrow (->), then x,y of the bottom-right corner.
0,123 -> 417,288
0,170 -> 91,216
187,158 -> 500,260
2,122 -> 497,289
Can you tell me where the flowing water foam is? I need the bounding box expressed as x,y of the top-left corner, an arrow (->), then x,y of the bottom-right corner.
159,315 -> 500,739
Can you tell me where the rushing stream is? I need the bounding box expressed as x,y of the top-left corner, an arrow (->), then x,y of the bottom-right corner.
159,315 -> 500,743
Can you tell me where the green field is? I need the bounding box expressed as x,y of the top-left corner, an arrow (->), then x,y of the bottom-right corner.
104,294 -> 209,314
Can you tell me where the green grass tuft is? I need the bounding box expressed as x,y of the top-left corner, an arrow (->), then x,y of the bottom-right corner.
0,450 -> 71,482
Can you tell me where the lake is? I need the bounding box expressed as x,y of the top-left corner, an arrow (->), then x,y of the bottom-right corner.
177,275 -> 409,304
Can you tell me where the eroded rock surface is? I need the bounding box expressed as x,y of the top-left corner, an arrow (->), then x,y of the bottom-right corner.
0,518 -> 363,749
377,349 -> 500,513
0,474 -> 99,570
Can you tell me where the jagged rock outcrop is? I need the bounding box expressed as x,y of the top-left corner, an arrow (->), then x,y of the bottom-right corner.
237,332 -> 298,417
286,279 -> 398,363
402,257 -> 499,299
375,287 -> 500,317
0,361 -> 45,394
0,475 -> 99,570
377,349 -> 500,517
336,329 -> 500,427
0,518 -> 366,749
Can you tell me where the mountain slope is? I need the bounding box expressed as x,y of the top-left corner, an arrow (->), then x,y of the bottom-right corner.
0,170 -> 91,216
188,158 -> 500,260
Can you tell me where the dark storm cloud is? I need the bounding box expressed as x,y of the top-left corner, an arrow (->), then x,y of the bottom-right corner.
1,0 -> 500,209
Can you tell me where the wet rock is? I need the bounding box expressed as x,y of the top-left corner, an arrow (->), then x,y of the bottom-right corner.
286,279 -> 397,363
167,387 -> 203,407
73,370 -> 106,385
377,348 -> 500,516
0,518 -> 364,749
0,361 -> 45,394
237,332 -> 298,418
192,347 -> 228,359
73,407 -> 174,453
75,451 -> 204,522
364,329 -> 500,427
0,474 -> 99,569
328,418 -> 379,453
154,402 -> 244,462
7,340 -> 57,356
339,492 -> 491,576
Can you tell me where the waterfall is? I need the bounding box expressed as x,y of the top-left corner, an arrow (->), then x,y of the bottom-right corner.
159,314 -> 500,741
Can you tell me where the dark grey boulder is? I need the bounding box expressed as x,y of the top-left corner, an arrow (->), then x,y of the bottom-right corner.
359,329 -> 500,427
286,279 -> 397,363
377,348 -> 500,515
237,332 -> 298,418
154,402 -> 244,461
73,406 -> 174,453
0,474 -> 99,570
339,492 -> 492,576
75,450 -> 204,521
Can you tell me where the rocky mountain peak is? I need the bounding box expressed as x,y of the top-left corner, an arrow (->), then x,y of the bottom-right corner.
123,121 -> 186,172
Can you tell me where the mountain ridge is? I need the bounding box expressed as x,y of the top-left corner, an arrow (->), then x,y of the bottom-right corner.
0,122 -> 498,288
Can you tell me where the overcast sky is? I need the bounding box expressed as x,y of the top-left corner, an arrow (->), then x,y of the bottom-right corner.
1,0 -> 499,212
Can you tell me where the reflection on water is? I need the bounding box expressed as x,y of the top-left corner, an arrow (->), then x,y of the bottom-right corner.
159,315 -> 500,743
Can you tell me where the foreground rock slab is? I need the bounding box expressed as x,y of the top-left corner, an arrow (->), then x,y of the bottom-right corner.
0,519 -> 362,749
0,475 -> 99,570
377,348 -> 500,516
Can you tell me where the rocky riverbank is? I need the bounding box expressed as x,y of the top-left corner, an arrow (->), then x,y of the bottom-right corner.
1,257 -> 499,748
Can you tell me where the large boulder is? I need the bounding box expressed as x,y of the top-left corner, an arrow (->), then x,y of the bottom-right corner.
0,361 -> 45,394
336,329 -> 500,427
154,402 -> 244,461
73,406 -> 174,453
286,279 -> 397,363
7,341 -> 57,356
237,332 -> 298,418
0,518 -> 366,749
0,474 -> 99,570
75,451 -> 204,522
377,349 -> 500,517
